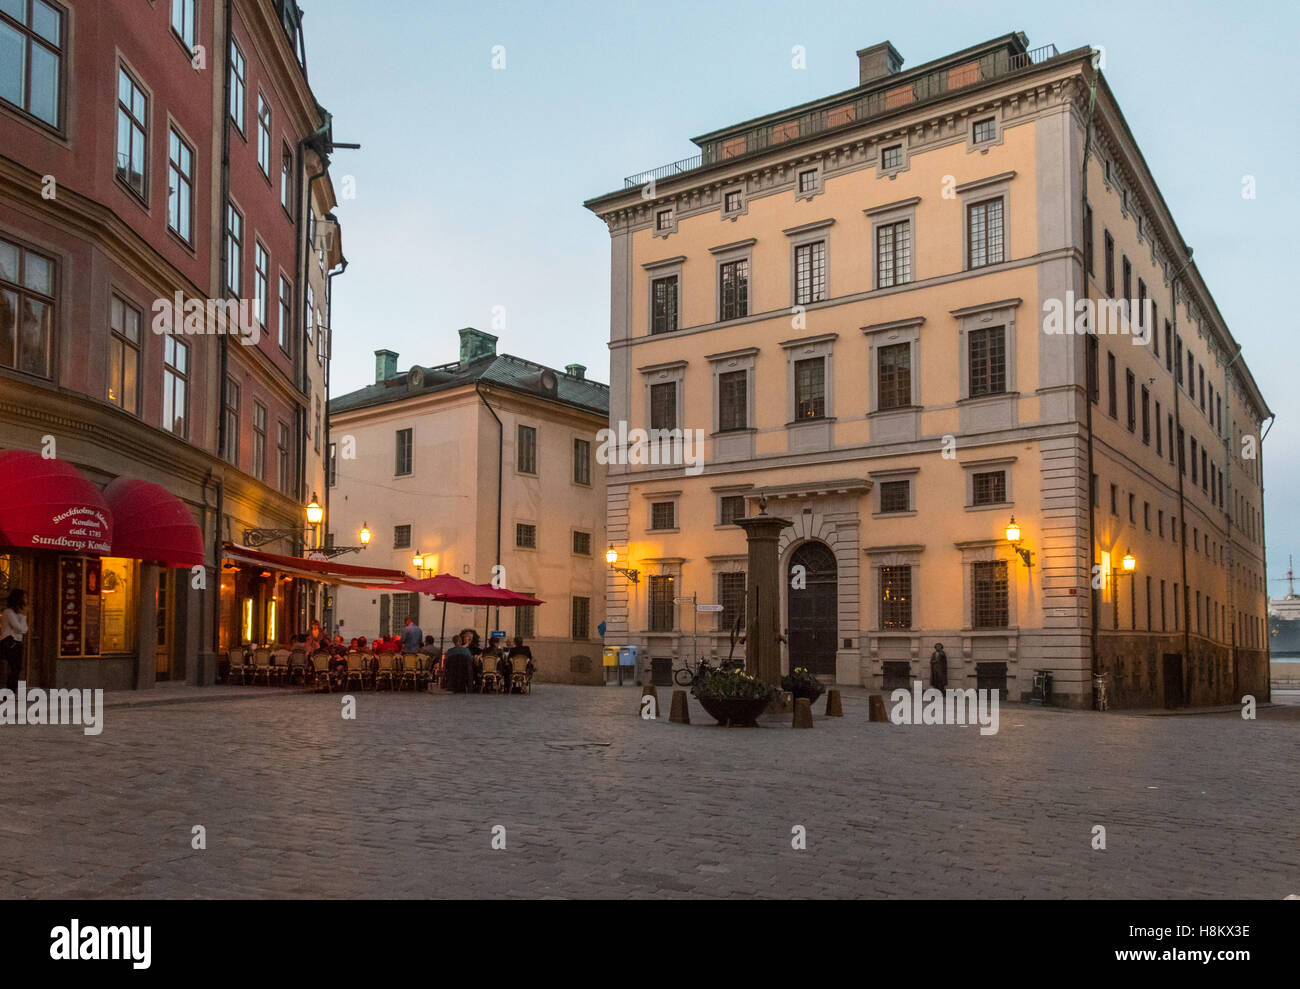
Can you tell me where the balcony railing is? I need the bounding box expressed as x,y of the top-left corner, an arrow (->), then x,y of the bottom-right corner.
624,43 -> 1060,189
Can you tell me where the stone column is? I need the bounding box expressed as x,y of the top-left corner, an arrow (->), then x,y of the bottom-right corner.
134,562 -> 160,690
735,502 -> 792,688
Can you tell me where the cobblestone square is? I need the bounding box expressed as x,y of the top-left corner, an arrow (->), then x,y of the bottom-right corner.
1,685 -> 1295,899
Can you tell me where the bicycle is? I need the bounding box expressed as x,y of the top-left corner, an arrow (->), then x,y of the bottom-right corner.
672,655 -> 743,687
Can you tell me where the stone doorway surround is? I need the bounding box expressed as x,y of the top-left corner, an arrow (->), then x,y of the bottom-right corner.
757,478 -> 869,685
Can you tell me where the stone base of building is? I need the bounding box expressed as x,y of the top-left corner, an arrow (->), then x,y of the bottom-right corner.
1095,633 -> 1262,709
529,638 -> 605,686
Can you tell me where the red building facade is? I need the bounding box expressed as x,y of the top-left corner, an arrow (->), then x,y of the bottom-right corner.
0,0 -> 345,689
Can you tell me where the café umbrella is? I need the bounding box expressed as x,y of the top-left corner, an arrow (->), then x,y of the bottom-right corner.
365,574 -> 543,650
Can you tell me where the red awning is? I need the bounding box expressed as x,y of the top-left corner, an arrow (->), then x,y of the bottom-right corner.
364,572 -> 543,606
222,543 -> 409,586
103,478 -> 204,568
0,450 -> 113,555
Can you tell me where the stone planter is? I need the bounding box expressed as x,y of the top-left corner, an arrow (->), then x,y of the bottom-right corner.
697,695 -> 771,727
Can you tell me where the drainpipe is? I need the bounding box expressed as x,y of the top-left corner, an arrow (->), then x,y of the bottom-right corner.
1221,346 -> 1242,698
1258,413 -> 1274,701
475,380 -> 504,634
323,253 -> 347,576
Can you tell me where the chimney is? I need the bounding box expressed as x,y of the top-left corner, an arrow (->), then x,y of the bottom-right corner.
564,363 -> 586,380
458,327 -> 499,366
857,41 -> 903,85
374,349 -> 398,383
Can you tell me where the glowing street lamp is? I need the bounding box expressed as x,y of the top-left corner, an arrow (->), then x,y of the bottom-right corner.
1004,516 -> 1032,568
358,523 -> 371,546
305,494 -> 324,526
605,545 -> 639,584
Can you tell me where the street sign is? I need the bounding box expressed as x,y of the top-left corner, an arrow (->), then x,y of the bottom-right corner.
696,604 -> 724,612
490,630 -> 507,639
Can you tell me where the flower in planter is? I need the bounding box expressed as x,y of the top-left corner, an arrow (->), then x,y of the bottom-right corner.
780,666 -> 825,697
692,667 -> 774,703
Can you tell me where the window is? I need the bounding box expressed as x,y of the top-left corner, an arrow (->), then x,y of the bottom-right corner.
517,424 -> 537,474
972,117 -> 996,144
1125,369 -> 1136,432
1084,202 -> 1094,275
967,198 -> 1004,268
254,244 -> 269,327
1165,322 -> 1173,371
107,295 -> 140,414
650,381 -> 677,431
650,275 -> 678,335
571,597 -> 591,639
280,144 -> 293,212
1141,385 -> 1150,444
881,145 -> 902,170
876,220 -> 911,288
170,0 -> 195,50
972,471 -> 1006,507
1106,351 -> 1117,417
256,93 -> 272,176
972,561 -> 1009,628
394,427 -> 413,476
1122,256 -> 1131,310
514,602 -> 535,639
277,275 -> 291,351
165,128 -> 195,243
718,369 -> 747,431
327,442 -> 337,488
0,238 -> 52,377
1155,400 -> 1163,455
115,67 -> 148,201
572,438 -> 591,485
224,202 -> 242,296
573,531 -> 591,556
968,326 -> 1006,397
0,0 -> 64,127
393,524 -> 411,549
879,480 -> 910,513
719,495 -> 746,525
228,40 -> 245,131
1187,351 -> 1194,396
161,336 -> 188,436
1110,483 -> 1118,515
1104,231 -> 1115,296
1199,365 -> 1205,411
649,575 -> 675,633
1137,278 -> 1147,335
794,357 -> 825,419
1175,334 -> 1183,384
719,258 -> 749,321
1191,437 -> 1198,483
304,284 -> 314,345
650,502 -> 676,531
655,208 -> 672,231
252,401 -> 267,481
313,396 -> 321,455
224,377 -> 240,465
718,572 -> 746,631
515,523 -> 537,549
276,421 -> 290,493
1128,492 -> 1135,523
877,341 -> 911,410
724,190 -> 742,213
880,566 -> 912,629
798,168 -> 818,193
794,240 -> 826,305
1086,334 -> 1098,404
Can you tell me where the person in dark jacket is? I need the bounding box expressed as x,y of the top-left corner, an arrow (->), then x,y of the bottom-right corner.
442,633 -> 474,693
929,643 -> 948,691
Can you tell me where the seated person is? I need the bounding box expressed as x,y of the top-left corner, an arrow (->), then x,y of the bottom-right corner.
507,636 -> 534,676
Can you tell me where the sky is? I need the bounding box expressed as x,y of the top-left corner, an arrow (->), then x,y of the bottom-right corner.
300,0 -> 1300,590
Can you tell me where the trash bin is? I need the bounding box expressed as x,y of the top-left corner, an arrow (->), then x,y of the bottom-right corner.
1031,669 -> 1053,705
602,646 -> 619,685
617,645 -> 639,687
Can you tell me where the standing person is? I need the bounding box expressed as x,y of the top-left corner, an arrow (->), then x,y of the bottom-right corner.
308,620 -> 323,653
929,642 -> 948,692
0,588 -> 27,692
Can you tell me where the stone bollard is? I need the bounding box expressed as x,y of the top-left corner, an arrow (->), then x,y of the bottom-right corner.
669,690 -> 690,724
778,690 -> 794,713
793,697 -> 814,729
868,694 -> 889,722
825,689 -> 843,717
640,684 -> 659,718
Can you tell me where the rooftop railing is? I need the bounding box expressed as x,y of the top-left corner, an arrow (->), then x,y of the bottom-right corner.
623,43 -> 1060,189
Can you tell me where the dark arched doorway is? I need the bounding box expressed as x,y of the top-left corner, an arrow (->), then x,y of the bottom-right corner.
787,541 -> 838,677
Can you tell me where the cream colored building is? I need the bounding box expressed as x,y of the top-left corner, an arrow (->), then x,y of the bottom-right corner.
328,328 -> 610,683
583,32 -> 1271,708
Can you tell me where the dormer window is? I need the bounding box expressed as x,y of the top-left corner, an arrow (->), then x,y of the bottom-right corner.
881,145 -> 903,170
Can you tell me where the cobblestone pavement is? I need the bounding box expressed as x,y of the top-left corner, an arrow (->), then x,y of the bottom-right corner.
1,685 -> 1296,899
